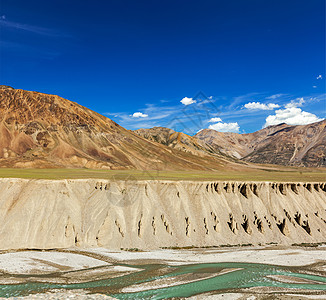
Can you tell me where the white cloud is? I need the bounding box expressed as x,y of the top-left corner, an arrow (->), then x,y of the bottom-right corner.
180,97 -> 196,105
208,117 -> 222,123
132,112 -> 148,118
265,94 -> 285,100
317,75 -> 323,80
244,101 -> 280,110
264,107 -> 322,127
209,122 -> 240,133
285,97 -> 305,108
313,86 -> 317,88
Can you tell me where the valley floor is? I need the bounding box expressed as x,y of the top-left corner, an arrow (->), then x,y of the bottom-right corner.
0,167 -> 325,181
0,246 -> 325,299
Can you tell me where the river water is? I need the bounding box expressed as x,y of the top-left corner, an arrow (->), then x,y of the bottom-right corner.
0,261 -> 325,299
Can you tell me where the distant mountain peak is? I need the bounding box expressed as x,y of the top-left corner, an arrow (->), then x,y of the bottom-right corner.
136,120 -> 326,167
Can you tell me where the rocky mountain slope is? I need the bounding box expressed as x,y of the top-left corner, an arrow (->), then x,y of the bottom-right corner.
0,86 -> 246,170
134,127 -> 226,158
1,86 -> 324,169
0,178 -> 325,249
136,120 -> 326,167
196,121 -> 326,167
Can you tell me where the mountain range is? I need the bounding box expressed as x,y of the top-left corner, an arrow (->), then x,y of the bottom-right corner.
0,86 -> 239,171
0,86 -> 324,169
136,120 -> 326,167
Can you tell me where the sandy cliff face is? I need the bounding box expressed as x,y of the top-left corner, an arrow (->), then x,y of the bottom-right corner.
0,178 -> 325,250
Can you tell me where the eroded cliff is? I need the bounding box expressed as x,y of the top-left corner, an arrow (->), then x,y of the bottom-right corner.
0,178 -> 325,250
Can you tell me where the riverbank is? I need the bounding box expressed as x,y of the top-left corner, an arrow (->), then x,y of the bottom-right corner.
82,245 -> 326,267
0,246 -> 324,299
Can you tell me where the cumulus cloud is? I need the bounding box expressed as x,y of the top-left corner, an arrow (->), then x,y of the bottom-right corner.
264,107 -> 322,127
244,102 -> 280,110
208,117 -> 222,123
285,97 -> 305,108
180,97 -> 196,105
132,112 -> 148,118
209,122 -> 240,133
317,75 -> 323,79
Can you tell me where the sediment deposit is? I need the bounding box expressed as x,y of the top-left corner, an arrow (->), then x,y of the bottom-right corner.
0,178 -> 325,250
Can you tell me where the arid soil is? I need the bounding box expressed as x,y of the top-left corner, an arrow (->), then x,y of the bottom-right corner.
0,178 -> 325,250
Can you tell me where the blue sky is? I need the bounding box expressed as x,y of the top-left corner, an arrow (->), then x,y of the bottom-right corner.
0,0 -> 325,134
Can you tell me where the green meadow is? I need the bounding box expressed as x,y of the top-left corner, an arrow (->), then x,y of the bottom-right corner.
0,168 -> 324,182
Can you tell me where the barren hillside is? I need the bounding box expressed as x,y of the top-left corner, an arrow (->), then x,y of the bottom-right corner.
196,121 -> 326,167
136,120 -> 326,167
0,86 -> 243,171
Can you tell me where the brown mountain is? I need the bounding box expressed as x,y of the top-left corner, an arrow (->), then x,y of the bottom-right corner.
134,127 -> 227,158
245,121 -> 325,167
196,121 -> 326,167
135,120 -> 326,167
0,86 -> 243,171
195,123 -> 296,159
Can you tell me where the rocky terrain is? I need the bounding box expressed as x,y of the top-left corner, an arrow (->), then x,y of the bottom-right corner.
135,126 -> 237,160
0,86 -> 241,171
0,178 -> 325,250
136,120 -> 326,167
2,291 -> 115,299
197,121 -> 326,167
1,86 -> 324,170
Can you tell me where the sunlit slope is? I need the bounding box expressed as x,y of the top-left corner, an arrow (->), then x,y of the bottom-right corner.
0,86 -> 244,171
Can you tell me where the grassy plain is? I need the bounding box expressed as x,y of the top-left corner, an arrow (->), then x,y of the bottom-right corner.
0,167 -> 324,182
